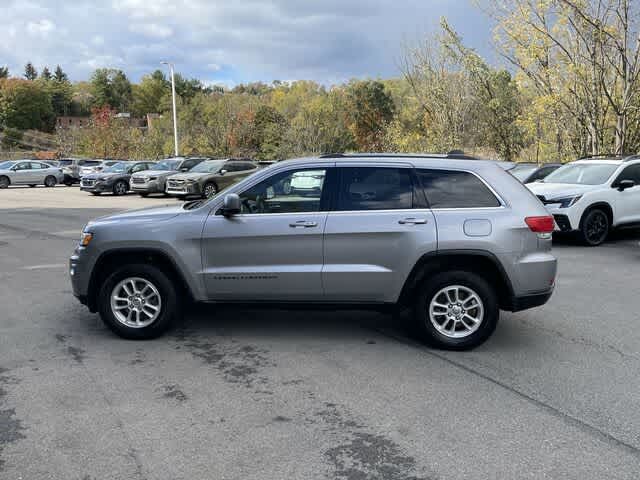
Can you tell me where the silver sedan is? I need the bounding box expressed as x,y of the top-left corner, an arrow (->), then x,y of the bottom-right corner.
0,160 -> 65,188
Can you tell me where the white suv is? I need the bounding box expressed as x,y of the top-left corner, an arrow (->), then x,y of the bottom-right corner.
528,155 -> 640,245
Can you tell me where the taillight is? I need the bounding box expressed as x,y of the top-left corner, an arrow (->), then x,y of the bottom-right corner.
525,216 -> 554,233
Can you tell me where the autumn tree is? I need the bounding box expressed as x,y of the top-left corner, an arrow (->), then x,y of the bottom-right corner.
345,80 -> 394,151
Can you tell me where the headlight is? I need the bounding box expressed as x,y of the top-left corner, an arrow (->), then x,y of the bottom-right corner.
554,195 -> 582,208
79,231 -> 93,247
185,179 -> 196,184
148,177 -> 157,181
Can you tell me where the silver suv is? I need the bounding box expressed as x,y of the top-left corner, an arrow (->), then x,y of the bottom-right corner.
69,154 -> 557,350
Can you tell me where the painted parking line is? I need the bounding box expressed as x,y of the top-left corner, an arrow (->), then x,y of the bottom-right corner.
21,264 -> 67,270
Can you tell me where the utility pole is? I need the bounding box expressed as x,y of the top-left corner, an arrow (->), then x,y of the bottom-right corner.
161,61 -> 179,157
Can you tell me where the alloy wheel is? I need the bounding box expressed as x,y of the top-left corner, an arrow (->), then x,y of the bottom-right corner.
114,182 -> 128,195
204,183 -> 217,198
585,211 -> 608,245
110,277 -> 162,328
428,285 -> 484,339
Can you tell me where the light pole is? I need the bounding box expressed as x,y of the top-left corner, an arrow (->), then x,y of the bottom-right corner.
161,61 -> 179,157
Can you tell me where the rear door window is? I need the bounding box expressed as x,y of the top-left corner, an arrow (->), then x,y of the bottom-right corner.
416,169 -> 500,208
336,167 -> 413,211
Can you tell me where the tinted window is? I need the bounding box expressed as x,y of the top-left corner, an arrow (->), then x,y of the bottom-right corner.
181,159 -> 200,170
239,168 -> 326,214
84,160 -> 101,166
30,162 -> 47,169
130,163 -> 148,173
510,165 -> 537,181
336,167 -> 413,211
543,163 -> 617,185
416,169 -> 500,208
529,165 -> 559,182
614,164 -> 640,185
15,162 -> 31,170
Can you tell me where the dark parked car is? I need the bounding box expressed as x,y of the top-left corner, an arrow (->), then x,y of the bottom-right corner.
165,158 -> 259,199
510,163 -> 562,184
80,161 -> 156,195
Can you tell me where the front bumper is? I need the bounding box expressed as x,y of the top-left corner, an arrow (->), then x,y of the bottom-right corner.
80,181 -> 112,192
508,288 -> 554,312
131,180 -> 162,194
166,183 -> 201,196
541,204 -> 582,232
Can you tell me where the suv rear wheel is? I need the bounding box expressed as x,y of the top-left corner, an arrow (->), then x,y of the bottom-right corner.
413,271 -> 498,350
579,208 -> 609,246
98,264 -> 179,339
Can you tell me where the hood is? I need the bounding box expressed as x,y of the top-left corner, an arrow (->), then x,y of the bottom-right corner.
88,204 -> 184,226
167,171 -> 212,181
132,169 -> 176,178
83,172 -> 127,180
526,182 -> 595,200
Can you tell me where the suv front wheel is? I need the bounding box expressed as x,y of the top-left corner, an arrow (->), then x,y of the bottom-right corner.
414,271 -> 499,350
98,264 -> 179,339
579,208 -> 609,246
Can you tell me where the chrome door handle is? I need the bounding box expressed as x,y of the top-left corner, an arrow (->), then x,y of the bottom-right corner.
398,218 -> 428,225
289,221 -> 318,228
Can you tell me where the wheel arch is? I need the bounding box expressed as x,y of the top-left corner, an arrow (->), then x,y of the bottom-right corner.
579,201 -> 613,228
398,250 -> 515,311
0,175 -> 11,187
87,248 -> 194,312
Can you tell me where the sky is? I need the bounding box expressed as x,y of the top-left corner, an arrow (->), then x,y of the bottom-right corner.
1,0 -> 495,87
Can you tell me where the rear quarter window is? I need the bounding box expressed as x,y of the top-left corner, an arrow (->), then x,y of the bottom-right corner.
416,169 -> 500,208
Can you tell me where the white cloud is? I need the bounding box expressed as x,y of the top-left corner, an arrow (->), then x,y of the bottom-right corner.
130,23 -> 173,38
26,18 -> 55,37
1,0 -> 493,84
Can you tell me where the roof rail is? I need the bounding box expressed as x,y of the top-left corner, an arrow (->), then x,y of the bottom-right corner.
623,154 -> 640,162
318,151 -> 479,160
578,153 -> 640,162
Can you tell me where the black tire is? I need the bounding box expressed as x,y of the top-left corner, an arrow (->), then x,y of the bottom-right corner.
139,192 -> 149,198
202,182 -> 218,199
98,264 -> 179,340
0,176 -> 10,189
112,180 -> 128,196
29,184 -> 36,188
579,208 -> 609,246
91,192 -> 101,196
64,181 -> 74,187
44,176 -> 57,187
413,270 -> 499,350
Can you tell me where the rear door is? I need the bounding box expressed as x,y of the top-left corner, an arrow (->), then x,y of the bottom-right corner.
201,164 -> 332,301
322,164 -> 437,303
30,162 -> 49,183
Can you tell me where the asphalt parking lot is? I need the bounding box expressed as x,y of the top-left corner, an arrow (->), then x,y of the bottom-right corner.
1,186 -> 640,480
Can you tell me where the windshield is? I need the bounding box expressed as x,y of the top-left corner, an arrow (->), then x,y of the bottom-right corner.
0,161 -> 17,169
104,162 -> 127,173
510,165 -> 538,181
543,163 -> 618,185
58,160 -> 73,166
190,160 -> 225,173
154,160 -> 181,171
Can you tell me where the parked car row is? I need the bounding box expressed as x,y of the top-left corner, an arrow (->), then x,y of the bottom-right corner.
79,157 -> 261,198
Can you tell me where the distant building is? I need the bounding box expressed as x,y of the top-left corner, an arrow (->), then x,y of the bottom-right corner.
56,116 -> 91,129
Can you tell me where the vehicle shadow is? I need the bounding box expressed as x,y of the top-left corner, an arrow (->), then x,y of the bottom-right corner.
552,226 -> 640,246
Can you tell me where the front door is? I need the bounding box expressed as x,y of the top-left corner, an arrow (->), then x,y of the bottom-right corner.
201,165 -> 331,301
611,163 -> 640,225
11,162 -> 33,184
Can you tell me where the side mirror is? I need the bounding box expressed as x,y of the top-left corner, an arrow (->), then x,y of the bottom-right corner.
219,169 -> 228,175
617,179 -> 635,191
221,193 -> 241,216
180,167 -> 189,172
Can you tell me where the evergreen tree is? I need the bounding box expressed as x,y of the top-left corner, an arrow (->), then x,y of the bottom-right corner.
41,66 -> 52,80
54,65 -> 67,82
24,62 -> 38,80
